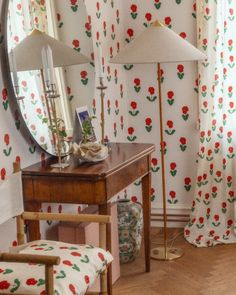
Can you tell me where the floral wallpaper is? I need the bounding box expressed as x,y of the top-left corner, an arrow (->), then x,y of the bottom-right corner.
54,0 -> 95,129
67,0 -> 199,215
0,0 -> 198,249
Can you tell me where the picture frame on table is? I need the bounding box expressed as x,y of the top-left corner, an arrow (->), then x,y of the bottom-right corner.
73,105 -> 97,143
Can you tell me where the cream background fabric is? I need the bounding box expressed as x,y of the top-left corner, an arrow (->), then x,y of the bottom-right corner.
0,172 -> 23,225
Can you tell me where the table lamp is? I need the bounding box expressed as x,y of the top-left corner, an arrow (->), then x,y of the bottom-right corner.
110,20 -> 206,260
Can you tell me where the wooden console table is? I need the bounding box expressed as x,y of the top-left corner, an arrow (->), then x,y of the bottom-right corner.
22,142 -> 155,292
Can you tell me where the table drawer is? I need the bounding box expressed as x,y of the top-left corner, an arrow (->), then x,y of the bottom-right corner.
106,156 -> 149,198
23,176 -> 106,204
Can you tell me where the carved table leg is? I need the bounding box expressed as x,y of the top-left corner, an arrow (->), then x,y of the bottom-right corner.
99,203 -> 112,295
142,172 -> 151,272
24,202 -> 41,241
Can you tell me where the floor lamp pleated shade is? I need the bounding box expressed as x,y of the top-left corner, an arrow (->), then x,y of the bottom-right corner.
12,29 -> 90,71
110,20 -> 206,261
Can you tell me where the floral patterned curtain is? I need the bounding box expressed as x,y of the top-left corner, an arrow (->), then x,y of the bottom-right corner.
7,0 -> 54,154
184,0 -> 236,247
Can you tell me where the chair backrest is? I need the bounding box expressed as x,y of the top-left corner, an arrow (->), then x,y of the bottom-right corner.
0,163 -> 24,226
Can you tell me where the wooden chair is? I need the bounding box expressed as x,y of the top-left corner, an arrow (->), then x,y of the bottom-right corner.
0,163 -> 112,295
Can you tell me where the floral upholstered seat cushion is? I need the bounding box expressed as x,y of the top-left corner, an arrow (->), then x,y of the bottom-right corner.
0,240 -> 113,294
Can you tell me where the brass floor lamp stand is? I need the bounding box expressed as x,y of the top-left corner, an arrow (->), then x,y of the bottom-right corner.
97,77 -> 107,145
150,63 -> 184,261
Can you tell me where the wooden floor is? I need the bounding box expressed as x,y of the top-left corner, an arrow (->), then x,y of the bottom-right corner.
113,228 -> 236,295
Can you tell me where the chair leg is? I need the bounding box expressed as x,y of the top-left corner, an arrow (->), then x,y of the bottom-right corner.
99,205 -> 112,295
16,215 -> 25,245
107,266 -> 112,295
100,269 -> 107,295
45,265 -> 54,295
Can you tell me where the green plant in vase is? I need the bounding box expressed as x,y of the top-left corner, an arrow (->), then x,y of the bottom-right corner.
81,116 -> 96,143
48,118 -> 67,141
43,117 -> 68,167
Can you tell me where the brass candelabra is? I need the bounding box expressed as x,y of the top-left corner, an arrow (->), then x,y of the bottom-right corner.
14,85 -> 25,101
44,82 -> 69,169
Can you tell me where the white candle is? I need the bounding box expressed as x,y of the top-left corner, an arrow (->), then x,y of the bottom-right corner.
41,47 -> 50,83
97,45 -> 104,78
47,45 -> 56,85
9,50 -> 18,86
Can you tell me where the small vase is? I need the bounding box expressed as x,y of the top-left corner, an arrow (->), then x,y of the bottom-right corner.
117,199 -> 143,264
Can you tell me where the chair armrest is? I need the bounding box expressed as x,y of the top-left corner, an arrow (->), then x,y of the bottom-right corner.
0,252 -> 60,266
22,212 -> 111,224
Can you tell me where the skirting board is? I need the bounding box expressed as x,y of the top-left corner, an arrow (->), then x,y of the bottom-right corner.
151,207 -> 191,228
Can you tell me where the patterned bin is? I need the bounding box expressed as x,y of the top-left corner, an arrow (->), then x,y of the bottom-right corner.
117,199 -> 143,264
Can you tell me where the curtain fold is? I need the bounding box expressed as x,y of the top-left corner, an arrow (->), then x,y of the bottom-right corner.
185,0 -> 236,247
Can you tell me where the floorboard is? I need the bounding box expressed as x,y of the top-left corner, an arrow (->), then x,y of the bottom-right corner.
113,228 -> 236,295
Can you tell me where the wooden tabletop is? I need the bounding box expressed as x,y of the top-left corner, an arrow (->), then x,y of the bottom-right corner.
22,143 -> 155,179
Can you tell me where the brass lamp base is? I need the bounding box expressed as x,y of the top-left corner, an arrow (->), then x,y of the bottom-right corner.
151,247 -> 184,261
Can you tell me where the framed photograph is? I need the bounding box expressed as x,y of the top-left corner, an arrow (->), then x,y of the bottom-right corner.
75,106 -> 97,142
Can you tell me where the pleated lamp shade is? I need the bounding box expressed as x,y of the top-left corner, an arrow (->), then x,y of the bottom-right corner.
12,29 -> 91,71
110,20 -> 206,64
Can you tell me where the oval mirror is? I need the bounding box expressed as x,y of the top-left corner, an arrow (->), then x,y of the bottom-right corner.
5,0 -> 95,155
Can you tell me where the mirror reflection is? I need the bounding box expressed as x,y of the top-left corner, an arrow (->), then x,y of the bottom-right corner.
7,0 -> 95,156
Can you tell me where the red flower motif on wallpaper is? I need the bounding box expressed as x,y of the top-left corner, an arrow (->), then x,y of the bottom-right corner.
167,90 -> 174,105
154,0 -> 162,10
184,177 -> 191,191
146,87 -> 157,102
151,158 -> 159,173
165,120 -> 175,135
145,118 -> 152,132
168,191 -> 178,204
3,133 -> 12,157
144,13 -> 152,27
134,78 -> 141,93
164,16 -> 172,28
80,71 -> 88,85
170,162 -> 177,176
127,127 -> 137,142
129,101 -> 139,116
177,64 -> 184,79
179,137 -> 187,151
72,39 -> 80,52
130,4 -> 138,19
180,32 -> 186,39
1,168 -> 6,181
182,106 -> 189,121
126,28 -> 134,43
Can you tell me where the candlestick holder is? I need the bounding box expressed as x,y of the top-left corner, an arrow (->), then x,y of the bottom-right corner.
45,82 -> 69,169
96,77 -> 107,145
14,85 -> 25,101
9,49 -> 25,101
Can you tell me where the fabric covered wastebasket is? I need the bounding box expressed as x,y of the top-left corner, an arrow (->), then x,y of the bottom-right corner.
117,199 -> 143,264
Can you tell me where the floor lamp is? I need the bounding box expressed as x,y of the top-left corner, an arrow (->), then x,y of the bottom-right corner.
110,20 -> 206,260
